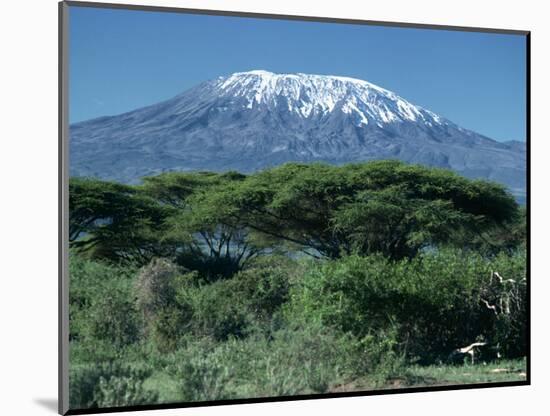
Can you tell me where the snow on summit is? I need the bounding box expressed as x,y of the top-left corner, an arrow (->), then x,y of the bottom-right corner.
70,69 -> 525,202
213,70 -> 444,127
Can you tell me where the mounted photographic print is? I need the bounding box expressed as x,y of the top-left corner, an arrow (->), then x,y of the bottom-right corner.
59,1 -> 530,414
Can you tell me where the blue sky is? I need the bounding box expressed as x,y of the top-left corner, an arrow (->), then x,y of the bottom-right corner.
69,6 -> 527,141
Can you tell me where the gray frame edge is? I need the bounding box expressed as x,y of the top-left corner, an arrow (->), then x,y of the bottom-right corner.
63,0 -> 530,35
59,1 -> 70,415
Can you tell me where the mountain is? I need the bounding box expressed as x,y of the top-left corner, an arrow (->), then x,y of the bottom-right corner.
70,70 -> 526,201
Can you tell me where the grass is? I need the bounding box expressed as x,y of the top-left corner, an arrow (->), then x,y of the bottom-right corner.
403,358 -> 527,386
330,358 -> 527,393
138,358 -> 527,402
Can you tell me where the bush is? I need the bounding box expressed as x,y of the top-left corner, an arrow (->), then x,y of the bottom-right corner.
134,258 -> 193,352
478,252 -> 527,358
69,255 -> 140,348
402,250 -> 526,361
68,244 -> 526,407
95,365 -> 158,408
285,254 -> 402,336
167,323 -> 354,400
134,258 -> 181,323
287,249 -> 527,363
179,281 -> 254,341
233,256 -> 293,322
348,326 -> 407,386
87,287 -> 140,347
69,362 -> 157,409
242,324 -> 351,395
175,256 -> 294,341
132,255 -> 292,348
167,339 -> 236,402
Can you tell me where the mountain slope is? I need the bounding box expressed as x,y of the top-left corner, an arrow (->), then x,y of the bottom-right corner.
70,70 -> 526,200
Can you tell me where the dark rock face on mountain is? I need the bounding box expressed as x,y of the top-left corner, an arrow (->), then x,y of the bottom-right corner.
70,70 -> 526,201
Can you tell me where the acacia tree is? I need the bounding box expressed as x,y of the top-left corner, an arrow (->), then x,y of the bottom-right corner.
142,171 -> 264,278
463,206 -> 526,256
69,161 -> 520,267
208,161 -> 519,260
69,172 -> 262,274
69,178 -> 171,264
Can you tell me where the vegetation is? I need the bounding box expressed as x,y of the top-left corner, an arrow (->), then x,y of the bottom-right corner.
68,161 -> 527,410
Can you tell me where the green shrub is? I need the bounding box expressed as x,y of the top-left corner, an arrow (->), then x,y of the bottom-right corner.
69,255 -> 140,348
163,323 -> 348,401
285,254 -> 402,336
69,364 -> 108,409
175,256 -> 294,341
87,287 -> 140,347
402,250 -> 526,361
348,326 -> 407,386
167,338 -> 236,402
478,251 -> 527,358
287,249 -> 527,363
134,258 -> 193,352
167,323 -> 355,399
244,324 -> 350,395
95,366 -> 158,408
68,246 -> 526,407
134,258 -> 181,322
180,281 -> 254,341
233,256 -> 292,322
69,362 -> 157,409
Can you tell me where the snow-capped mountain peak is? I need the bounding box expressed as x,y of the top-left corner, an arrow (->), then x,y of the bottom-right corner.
211,70 -> 444,127
69,70 -> 525,202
